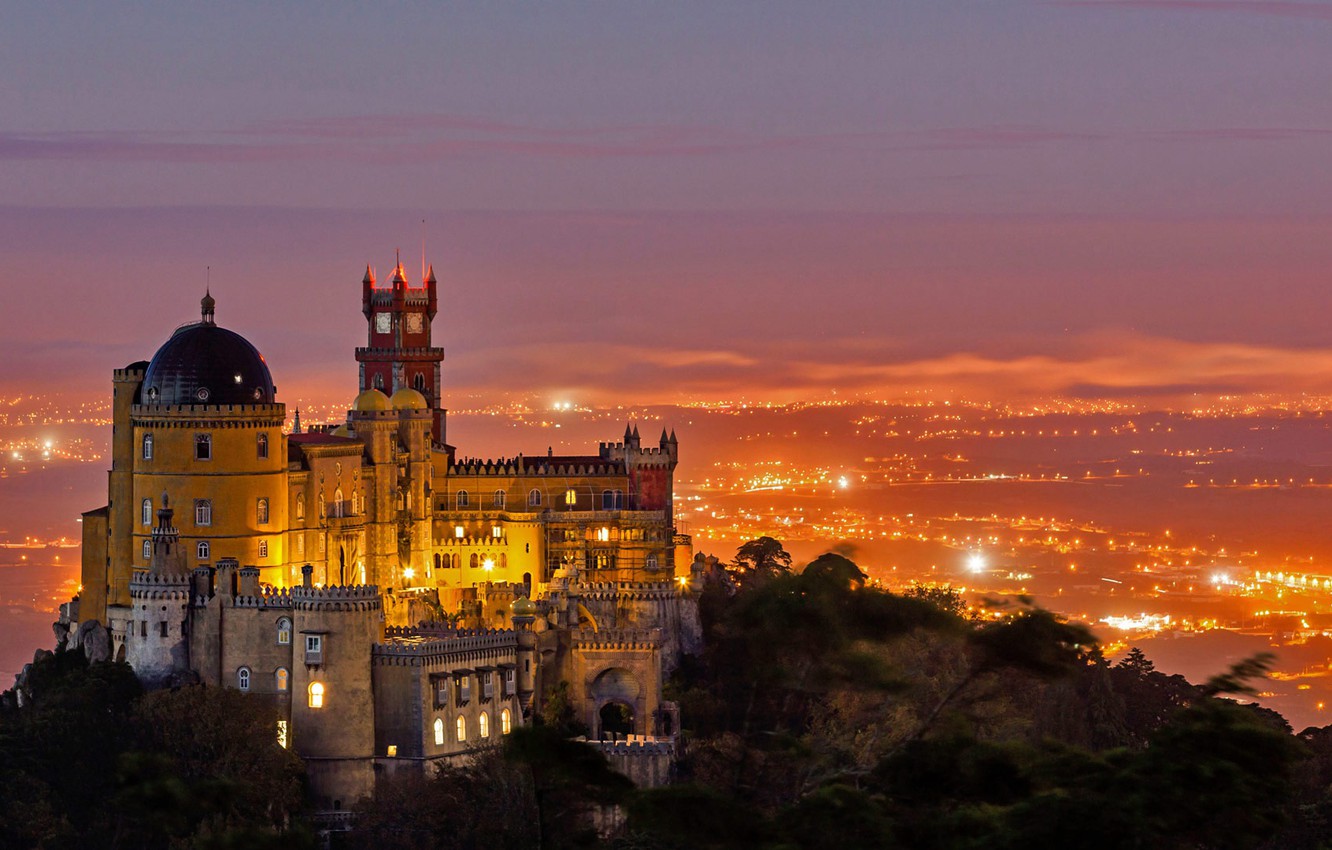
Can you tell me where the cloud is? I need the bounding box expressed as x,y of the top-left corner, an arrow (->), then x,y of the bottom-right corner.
1051,1 -> 1332,21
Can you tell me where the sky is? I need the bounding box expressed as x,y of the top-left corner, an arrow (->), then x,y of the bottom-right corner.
4,1 -> 1332,407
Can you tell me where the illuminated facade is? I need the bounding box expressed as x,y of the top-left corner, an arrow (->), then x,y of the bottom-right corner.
74,263 -> 700,807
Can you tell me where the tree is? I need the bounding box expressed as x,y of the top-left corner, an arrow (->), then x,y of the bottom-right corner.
731,537 -> 793,587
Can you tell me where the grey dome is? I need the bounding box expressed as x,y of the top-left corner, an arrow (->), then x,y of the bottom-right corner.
142,322 -> 275,406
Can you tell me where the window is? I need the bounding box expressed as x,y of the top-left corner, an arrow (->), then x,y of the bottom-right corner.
457,675 -> 471,704
257,498 -> 269,524
195,499 -> 212,526
492,526 -> 503,539
277,720 -> 288,748
469,554 -> 478,569
277,618 -> 291,645
528,489 -> 542,507
613,489 -> 624,509
564,488 -> 577,507
160,620 -> 169,638
646,554 -> 659,570
373,373 -> 384,389
333,488 -> 343,518
455,525 -> 465,539
318,493 -> 326,519
257,432 -> 269,459
308,682 -> 324,708
413,373 -> 426,392
296,493 -> 305,521
142,498 -> 152,526
503,668 -> 515,697
141,433 -> 153,460
501,708 -> 512,735
306,634 -> 322,654
602,489 -> 615,509
434,717 -> 445,746
493,490 -> 506,508
479,712 -> 490,739
456,490 -> 469,508
482,673 -> 494,700
237,668 -> 251,691
597,527 -> 610,542
351,491 -> 359,515
258,539 -> 268,558
143,540 -> 151,559
197,541 -> 210,560
456,715 -> 466,742
195,433 -> 211,460
296,535 -> 305,557
434,677 -> 449,708
276,668 -> 289,692
386,744 -> 398,757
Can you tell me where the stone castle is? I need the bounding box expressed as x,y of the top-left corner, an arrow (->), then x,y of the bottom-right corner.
64,258 -> 703,809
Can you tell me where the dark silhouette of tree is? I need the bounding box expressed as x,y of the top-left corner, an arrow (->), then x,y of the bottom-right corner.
731,537 -> 793,588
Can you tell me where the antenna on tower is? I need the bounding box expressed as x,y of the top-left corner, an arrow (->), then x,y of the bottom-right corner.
421,218 -> 426,284
205,265 -> 210,292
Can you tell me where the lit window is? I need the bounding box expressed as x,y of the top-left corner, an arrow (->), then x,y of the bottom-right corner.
456,490 -> 469,508
197,541 -> 210,560
257,498 -> 269,525
493,490 -> 506,508
276,667 -> 289,691
237,667 -> 250,691
195,433 -> 211,461
387,744 -> 398,757
308,681 -> 324,708
597,527 -> 610,542
455,525 -> 465,539
277,618 -> 291,645
564,488 -> 577,506
479,712 -> 490,738
194,499 -> 212,526
141,433 -> 153,460
258,539 -> 268,558
277,720 -> 288,748
456,715 -> 466,742
528,489 -> 542,507
492,526 -> 503,539
143,540 -> 151,559
333,488 -> 343,518
142,498 -> 152,526
296,493 -> 305,521
257,432 -> 269,459
434,717 -> 445,746
501,708 -> 512,735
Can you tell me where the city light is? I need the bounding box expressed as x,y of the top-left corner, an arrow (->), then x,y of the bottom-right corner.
966,553 -> 986,574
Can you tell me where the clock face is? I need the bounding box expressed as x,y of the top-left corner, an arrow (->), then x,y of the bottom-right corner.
375,312 -> 391,334
405,313 -> 424,334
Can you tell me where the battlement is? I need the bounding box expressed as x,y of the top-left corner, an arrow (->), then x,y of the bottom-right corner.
230,587 -> 295,610
588,737 -> 677,756
373,627 -> 517,665
129,570 -> 192,600
291,584 -> 383,612
130,404 -> 286,427
572,581 -> 679,601
571,628 -> 662,651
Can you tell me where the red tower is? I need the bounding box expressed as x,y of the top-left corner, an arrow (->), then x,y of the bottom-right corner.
355,258 -> 447,446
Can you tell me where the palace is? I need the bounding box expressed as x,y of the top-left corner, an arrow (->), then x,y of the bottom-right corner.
67,259 -> 701,809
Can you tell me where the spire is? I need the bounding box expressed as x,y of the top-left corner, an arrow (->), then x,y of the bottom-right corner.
425,263 -> 436,284
632,424 -> 640,440
363,264 -> 375,286
624,422 -> 634,442
660,427 -> 669,445
669,428 -> 678,444
201,288 -> 215,324
292,408 -> 302,434
391,251 -> 407,286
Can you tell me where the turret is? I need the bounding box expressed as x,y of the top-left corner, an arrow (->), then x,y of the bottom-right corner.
425,263 -> 438,319
361,265 -> 375,318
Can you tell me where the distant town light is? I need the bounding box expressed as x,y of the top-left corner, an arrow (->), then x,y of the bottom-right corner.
837,476 -> 850,489
967,553 -> 986,573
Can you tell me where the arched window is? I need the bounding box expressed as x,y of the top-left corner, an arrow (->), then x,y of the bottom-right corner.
564,488 -> 577,507
333,488 -> 343,518
528,489 -> 542,507
237,667 -> 251,692
456,715 -> 466,742
141,498 -> 152,526
456,490 -> 469,508
197,541 -> 210,560
277,617 -> 291,644
275,668 -> 289,692
318,493 -> 326,518
469,554 -> 478,569
500,553 -> 507,569
351,491 -> 359,515
256,432 -> 269,459
479,712 -> 490,738
195,499 -> 212,526
613,489 -> 624,509
308,682 -> 325,708
141,433 -> 153,460
142,540 -> 151,560
194,433 -> 211,461
434,717 -> 445,746
501,708 -> 512,735
257,498 -> 269,524
296,493 -> 305,521
413,373 -> 426,392
434,553 -> 441,572
602,490 -> 614,509
373,373 -> 384,389
258,540 -> 268,558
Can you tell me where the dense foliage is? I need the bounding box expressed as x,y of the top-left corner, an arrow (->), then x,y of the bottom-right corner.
0,649 -> 310,850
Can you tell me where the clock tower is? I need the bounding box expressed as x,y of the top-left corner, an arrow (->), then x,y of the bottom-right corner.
355,257 -> 447,446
